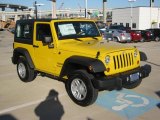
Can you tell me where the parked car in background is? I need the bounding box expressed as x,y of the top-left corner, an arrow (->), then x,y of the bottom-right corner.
139,30 -> 154,42
99,30 -> 113,41
96,21 -> 106,31
109,25 -> 131,31
130,30 -> 142,42
109,25 -> 125,30
147,28 -> 160,41
107,29 -> 131,43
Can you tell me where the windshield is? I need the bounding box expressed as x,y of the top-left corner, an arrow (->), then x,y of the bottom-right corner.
54,21 -> 100,40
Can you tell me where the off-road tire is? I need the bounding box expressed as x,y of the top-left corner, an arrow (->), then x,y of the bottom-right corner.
155,37 -> 160,42
113,37 -> 118,42
17,56 -> 37,82
140,38 -> 145,42
65,70 -> 98,106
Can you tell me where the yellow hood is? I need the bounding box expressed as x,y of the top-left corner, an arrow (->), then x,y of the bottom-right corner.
59,40 -> 135,57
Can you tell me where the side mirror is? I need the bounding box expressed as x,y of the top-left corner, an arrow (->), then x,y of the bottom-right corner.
43,35 -> 52,44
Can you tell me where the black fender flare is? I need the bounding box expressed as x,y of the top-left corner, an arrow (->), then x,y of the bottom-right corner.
12,48 -> 35,69
139,51 -> 147,61
60,56 -> 106,78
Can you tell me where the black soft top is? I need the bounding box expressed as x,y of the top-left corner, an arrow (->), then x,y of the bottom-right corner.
16,19 -> 57,24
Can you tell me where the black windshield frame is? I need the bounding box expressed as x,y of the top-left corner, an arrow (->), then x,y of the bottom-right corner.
54,21 -> 101,40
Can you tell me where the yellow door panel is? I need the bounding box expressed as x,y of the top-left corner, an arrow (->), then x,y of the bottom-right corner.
33,22 -> 58,74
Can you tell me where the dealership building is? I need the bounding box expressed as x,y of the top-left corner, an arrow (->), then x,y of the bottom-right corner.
112,7 -> 160,30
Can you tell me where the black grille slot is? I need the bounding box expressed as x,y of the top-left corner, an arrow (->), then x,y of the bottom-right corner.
123,54 -> 126,67
113,56 -> 116,69
126,54 -> 129,66
117,55 -> 120,69
120,55 -> 123,68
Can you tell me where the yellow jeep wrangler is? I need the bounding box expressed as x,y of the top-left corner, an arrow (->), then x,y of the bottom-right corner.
12,19 -> 151,106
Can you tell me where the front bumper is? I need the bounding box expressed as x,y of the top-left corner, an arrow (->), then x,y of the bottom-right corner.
92,64 -> 151,90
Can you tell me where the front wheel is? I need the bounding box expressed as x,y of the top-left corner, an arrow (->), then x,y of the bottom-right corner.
17,56 -> 37,82
65,70 -> 98,106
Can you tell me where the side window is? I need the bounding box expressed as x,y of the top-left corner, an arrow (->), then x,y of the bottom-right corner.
16,23 -> 32,39
24,24 -> 31,39
36,24 -> 52,41
16,24 -> 21,37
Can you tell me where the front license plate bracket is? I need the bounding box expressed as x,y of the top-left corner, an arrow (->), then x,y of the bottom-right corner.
130,73 -> 139,82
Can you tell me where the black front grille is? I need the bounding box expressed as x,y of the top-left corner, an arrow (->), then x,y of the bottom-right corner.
113,52 -> 134,70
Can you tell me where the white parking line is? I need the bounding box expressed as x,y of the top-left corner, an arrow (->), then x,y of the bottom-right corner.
0,72 -> 16,77
0,93 -> 66,115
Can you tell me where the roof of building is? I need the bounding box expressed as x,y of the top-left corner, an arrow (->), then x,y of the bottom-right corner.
0,0 -> 28,10
113,6 -> 159,10
0,4 -> 28,10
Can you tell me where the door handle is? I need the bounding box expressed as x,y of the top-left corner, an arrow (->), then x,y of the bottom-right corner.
33,45 -> 39,48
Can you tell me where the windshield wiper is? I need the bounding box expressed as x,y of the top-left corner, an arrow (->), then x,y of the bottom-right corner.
91,37 -> 98,40
73,38 -> 83,41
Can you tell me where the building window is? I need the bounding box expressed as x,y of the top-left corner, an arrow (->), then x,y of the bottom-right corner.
120,23 -> 123,25
126,23 -> 129,28
114,23 -> 117,25
132,23 -> 136,28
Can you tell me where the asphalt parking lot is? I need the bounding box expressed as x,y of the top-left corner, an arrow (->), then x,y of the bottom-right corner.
0,31 -> 160,120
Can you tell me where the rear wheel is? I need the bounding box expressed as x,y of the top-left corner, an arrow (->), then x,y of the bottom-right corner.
17,56 -> 37,82
140,38 -> 145,42
113,37 -> 118,42
65,70 -> 98,106
155,37 -> 160,42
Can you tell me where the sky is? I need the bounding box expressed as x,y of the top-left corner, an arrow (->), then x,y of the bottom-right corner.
0,0 -> 160,10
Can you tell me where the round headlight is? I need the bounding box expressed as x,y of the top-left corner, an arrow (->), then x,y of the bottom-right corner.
105,56 -> 110,64
134,50 -> 138,57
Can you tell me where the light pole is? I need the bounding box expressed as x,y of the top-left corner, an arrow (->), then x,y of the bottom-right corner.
34,1 -> 44,19
158,6 -> 160,28
128,0 -> 136,30
85,0 -> 88,18
103,0 -> 107,24
34,1 -> 38,19
36,3 -> 44,19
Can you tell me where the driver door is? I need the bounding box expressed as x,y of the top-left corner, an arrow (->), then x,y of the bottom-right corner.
33,22 -> 57,74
